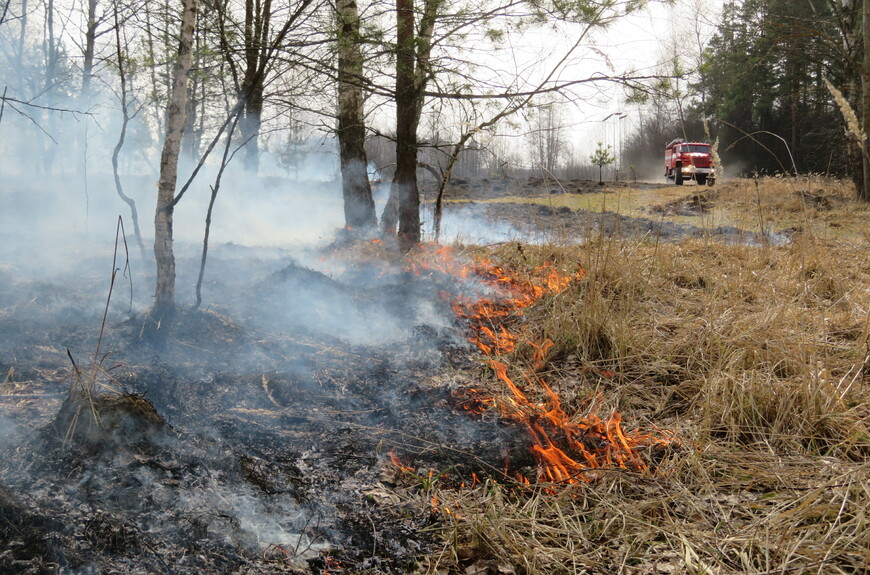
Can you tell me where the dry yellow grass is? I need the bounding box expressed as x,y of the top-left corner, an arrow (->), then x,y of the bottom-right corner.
405,177 -> 870,574
448,174 -> 870,244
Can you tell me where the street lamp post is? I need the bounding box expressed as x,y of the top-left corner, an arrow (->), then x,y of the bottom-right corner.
602,111 -> 627,180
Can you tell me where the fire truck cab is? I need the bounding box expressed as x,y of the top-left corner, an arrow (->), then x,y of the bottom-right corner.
665,138 -> 715,186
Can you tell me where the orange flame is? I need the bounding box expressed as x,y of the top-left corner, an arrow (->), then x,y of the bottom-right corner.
405,245 -> 674,485
530,338 -> 555,369
449,387 -> 496,417
321,554 -> 344,574
389,447 -> 414,474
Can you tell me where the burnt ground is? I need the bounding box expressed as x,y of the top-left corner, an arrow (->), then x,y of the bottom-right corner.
0,251 -> 534,575
0,177 -> 759,575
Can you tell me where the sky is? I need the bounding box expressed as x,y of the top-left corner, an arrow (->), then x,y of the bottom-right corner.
567,0 -> 726,158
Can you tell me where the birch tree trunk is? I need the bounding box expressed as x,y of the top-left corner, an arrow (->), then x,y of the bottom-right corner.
153,0 -> 198,318
337,0 -> 376,234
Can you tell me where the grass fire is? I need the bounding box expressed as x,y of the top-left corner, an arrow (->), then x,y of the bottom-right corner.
2,175 -> 870,575
405,245 -> 677,485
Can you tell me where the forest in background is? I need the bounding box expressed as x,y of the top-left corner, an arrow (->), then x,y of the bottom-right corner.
1,0 -> 651,181
2,0 -> 870,270
3,3 -> 870,572
624,0 -> 867,184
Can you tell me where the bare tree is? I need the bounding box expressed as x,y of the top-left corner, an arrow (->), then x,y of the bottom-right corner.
41,0 -> 61,171
213,0 -> 318,173
527,102 -> 564,175
429,10 -> 631,238
377,0 -> 659,247
237,0 -> 271,172
153,0 -> 198,319
80,0 -> 119,100
110,0 -> 146,259
381,0 -> 437,248
336,0 -> 376,233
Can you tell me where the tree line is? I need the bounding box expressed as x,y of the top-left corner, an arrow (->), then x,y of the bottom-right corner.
623,0 -> 870,203
7,0 -> 868,321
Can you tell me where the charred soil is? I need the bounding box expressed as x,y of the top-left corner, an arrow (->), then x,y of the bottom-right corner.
0,250 -> 534,575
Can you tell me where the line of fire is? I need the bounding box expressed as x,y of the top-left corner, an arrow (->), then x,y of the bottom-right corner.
400,244 -> 678,487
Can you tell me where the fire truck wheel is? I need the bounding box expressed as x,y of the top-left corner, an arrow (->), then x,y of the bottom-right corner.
675,168 -> 683,185
696,174 -> 707,186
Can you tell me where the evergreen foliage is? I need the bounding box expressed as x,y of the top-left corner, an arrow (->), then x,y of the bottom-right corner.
590,141 -> 615,183
696,0 -> 859,176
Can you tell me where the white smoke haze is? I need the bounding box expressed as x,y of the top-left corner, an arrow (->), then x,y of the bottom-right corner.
0,11 -> 643,567
0,414 -> 22,451
1,87 -> 527,571
0,3 -> 715,570
421,202 -> 526,245
172,473 -> 330,560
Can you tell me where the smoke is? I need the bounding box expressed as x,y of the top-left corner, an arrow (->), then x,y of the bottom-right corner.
169,470 -> 331,561
0,68 -> 547,572
420,202 -> 528,244
0,414 -> 22,451
0,85 -> 502,381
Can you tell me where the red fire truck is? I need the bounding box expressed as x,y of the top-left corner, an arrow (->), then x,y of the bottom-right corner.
665,139 -> 715,186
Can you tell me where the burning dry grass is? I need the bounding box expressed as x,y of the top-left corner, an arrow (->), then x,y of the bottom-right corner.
407,179 -> 870,574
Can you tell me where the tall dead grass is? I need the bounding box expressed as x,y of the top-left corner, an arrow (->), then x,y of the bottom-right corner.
414,177 -> 870,574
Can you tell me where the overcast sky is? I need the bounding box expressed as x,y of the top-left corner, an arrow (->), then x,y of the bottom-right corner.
567,0 -> 725,156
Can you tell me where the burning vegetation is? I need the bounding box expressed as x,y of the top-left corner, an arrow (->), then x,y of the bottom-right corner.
1,176 -> 870,575
404,244 -> 677,485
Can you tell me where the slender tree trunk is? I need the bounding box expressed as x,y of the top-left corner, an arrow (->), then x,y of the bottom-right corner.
337,0 -> 376,234
82,0 -> 97,98
78,0 -> 98,177
112,3 -> 146,260
788,60 -> 800,171
17,0 -> 27,77
239,85 -> 264,172
394,0 -> 419,249
43,0 -> 58,172
196,113 -> 241,308
153,0 -> 198,318
182,24 -> 203,162
380,182 -> 400,235
434,136 -> 472,242
45,0 -> 56,91
392,0 -> 438,246
862,0 -> 870,200
160,0 -> 173,120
